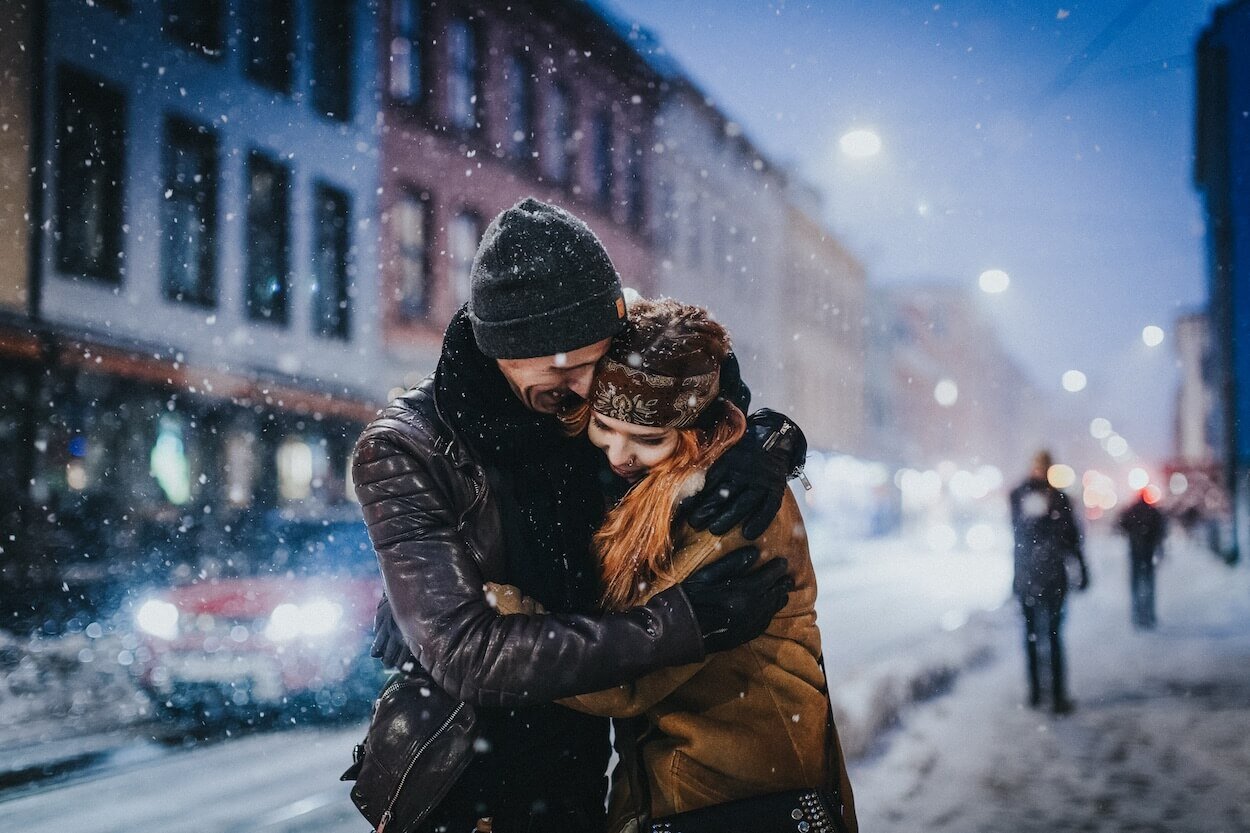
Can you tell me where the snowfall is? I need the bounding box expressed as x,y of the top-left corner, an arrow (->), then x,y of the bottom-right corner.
0,527 -> 1247,832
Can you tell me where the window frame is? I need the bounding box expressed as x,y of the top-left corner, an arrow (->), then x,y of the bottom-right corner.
387,0 -> 423,106
161,0 -> 225,59
591,109 -> 614,209
54,65 -> 127,284
161,116 -> 219,307
448,209 -> 482,309
445,16 -> 481,133
310,181 -> 353,340
505,51 -> 534,161
243,0 -> 295,94
393,186 -> 433,321
244,150 -> 292,326
310,0 -> 354,121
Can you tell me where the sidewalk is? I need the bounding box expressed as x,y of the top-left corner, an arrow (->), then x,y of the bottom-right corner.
847,535 -> 1250,833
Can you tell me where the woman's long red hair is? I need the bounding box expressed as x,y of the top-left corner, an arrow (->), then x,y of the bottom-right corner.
566,399 -> 747,611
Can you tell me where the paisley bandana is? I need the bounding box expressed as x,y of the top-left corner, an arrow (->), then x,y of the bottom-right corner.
590,357 -> 720,427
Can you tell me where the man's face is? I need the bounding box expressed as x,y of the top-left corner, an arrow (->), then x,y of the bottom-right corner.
496,338 -> 612,414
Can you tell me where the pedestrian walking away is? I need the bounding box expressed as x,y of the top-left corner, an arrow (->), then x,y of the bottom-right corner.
1009,450 -> 1090,715
1117,491 -> 1167,629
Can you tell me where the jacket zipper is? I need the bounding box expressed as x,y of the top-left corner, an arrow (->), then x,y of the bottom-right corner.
375,701 -> 467,833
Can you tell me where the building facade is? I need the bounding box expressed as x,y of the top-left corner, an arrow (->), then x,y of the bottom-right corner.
782,190 -> 867,453
866,284 -> 1049,474
1,0 -> 386,624
377,0 -> 661,375
1195,0 -> 1250,558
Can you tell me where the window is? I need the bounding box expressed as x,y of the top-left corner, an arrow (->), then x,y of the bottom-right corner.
448,211 -> 481,308
446,17 -> 478,131
591,110 -> 614,207
162,0 -> 224,57
244,0 -> 294,93
505,52 -> 533,160
55,67 -> 126,283
626,134 -> 645,231
311,0 -> 353,121
388,0 -> 422,104
394,189 -> 431,319
245,151 -> 291,324
540,82 -> 572,182
311,184 -> 352,340
162,118 -> 217,306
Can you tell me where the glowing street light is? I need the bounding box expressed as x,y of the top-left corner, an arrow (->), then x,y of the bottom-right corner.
839,129 -> 882,159
934,378 -> 958,407
1061,370 -> 1087,392
978,269 -> 1010,294
1142,325 -> 1164,347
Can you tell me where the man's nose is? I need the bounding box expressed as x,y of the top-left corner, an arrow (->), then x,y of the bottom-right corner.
567,367 -> 595,400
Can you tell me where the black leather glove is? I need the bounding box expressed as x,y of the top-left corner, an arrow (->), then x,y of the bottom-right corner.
371,595 -> 416,671
1077,560 -> 1090,592
679,545 -> 793,654
686,409 -> 807,540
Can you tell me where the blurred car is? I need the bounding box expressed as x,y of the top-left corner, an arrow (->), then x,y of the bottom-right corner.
129,516 -> 385,725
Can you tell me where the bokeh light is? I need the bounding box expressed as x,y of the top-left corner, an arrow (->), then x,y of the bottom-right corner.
1047,463 -> 1076,489
1061,370 -> 1087,392
978,269 -> 1010,293
839,128 -> 882,158
1142,325 -> 1165,347
934,378 -> 959,407
1090,417 -> 1112,439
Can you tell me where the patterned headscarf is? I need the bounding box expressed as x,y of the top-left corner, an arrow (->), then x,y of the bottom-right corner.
590,355 -> 720,428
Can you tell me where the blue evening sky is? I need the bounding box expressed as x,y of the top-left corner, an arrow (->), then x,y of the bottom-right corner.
607,0 -> 1222,461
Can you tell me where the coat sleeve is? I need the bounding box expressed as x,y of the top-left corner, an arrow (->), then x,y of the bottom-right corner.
557,526 -> 746,717
352,433 -> 706,709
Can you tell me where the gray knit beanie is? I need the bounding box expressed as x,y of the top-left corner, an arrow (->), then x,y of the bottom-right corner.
468,197 -> 626,359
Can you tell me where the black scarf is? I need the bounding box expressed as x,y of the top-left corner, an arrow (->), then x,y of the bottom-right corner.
434,308 -> 604,613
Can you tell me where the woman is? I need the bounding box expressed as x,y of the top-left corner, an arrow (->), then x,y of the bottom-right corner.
488,298 -> 857,833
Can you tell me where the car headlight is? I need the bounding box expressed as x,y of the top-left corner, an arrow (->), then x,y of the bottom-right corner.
136,599 -> 180,641
265,598 -> 344,642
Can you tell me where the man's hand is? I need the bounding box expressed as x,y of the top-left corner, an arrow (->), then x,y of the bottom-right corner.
1077,563 -> 1091,592
679,545 -> 793,654
685,410 -> 807,540
371,595 -> 416,671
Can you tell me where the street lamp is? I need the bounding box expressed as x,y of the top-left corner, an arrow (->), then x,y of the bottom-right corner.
839,129 -> 882,159
978,269 -> 1010,294
1061,370 -> 1087,392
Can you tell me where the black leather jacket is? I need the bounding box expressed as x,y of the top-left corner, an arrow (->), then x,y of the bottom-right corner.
352,378 -> 707,709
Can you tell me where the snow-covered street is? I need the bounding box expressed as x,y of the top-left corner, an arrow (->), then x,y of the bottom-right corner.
850,533 -> 1250,833
1,531 -> 1247,832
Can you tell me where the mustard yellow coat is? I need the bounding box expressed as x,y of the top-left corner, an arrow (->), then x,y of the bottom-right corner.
488,489 -> 857,833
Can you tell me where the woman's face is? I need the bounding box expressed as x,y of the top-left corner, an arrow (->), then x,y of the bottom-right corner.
588,411 -> 679,482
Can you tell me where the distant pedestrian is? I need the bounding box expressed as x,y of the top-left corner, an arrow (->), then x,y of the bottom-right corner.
1117,492 -> 1167,629
1009,450 -> 1090,714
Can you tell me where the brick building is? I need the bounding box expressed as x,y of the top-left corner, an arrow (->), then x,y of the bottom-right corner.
377,0 -> 662,375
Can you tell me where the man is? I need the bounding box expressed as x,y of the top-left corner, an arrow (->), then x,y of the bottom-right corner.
1009,450 -> 1089,714
354,199 -> 804,832
1117,491 -> 1166,629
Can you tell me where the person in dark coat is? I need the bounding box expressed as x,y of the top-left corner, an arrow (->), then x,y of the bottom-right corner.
356,199 -> 805,833
1117,492 -> 1167,629
1009,450 -> 1089,714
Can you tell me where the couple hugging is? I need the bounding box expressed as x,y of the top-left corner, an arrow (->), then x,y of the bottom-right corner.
348,198 -> 857,833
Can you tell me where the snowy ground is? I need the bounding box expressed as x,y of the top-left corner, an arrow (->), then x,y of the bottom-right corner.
2,528 -> 1247,832
849,533 -> 1250,833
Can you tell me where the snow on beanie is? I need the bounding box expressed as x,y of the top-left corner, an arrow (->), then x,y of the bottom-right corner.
468,197 -> 627,359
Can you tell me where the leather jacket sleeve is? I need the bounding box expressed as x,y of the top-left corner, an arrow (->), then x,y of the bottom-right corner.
352,433 -> 706,709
